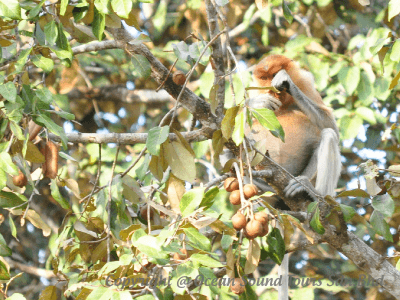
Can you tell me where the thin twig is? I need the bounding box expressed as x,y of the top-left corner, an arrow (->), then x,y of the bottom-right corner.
107,145 -> 120,262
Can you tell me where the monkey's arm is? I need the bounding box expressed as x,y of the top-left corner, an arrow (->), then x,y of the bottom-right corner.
246,93 -> 282,111
272,70 -> 339,136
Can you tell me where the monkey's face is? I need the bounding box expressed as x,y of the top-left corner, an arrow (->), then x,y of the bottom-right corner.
252,55 -> 295,109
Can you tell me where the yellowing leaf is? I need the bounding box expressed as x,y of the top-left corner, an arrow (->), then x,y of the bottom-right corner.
164,141 -> 196,182
244,239 -> 260,274
167,174 -> 185,213
39,286 -> 57,300
26,210 -> 51,237
25,141 -> 45,163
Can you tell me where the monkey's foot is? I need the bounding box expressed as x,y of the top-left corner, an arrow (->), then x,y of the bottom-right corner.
284,175 -> 318,201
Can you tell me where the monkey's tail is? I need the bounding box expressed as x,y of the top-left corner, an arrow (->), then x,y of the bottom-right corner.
315,128 -> 342,196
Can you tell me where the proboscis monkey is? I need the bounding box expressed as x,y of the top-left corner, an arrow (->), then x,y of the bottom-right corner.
226,54 -> 341,300
248,54 -> 341,199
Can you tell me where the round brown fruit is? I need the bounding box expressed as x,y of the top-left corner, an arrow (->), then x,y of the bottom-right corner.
173,70 -> 186,85
245,219 -> 263,239
231,211 -> 246,230
243,184 -> 258,199
254,211 -> 269,224
224,177 -> 239,192
140,206 -> 154,221
230,277 -> 245,294
173,248 -> 188,261
13,170 -> 27,187
229,190 -> 241,205
260,222 -> 269,237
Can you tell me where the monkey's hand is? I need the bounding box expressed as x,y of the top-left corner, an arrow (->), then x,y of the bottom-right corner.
284,175 -> 318,202
247,94 -> 282,111
271,69 -> 292,93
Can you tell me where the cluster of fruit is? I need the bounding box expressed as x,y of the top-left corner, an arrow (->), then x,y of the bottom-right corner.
224,177 -> 269,239
224,177 -> 257,205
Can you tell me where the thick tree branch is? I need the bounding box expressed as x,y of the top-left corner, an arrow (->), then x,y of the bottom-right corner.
68,86 -> 173,105
49,128 -> 208,144
205,0 -> 226,118
282,211 -> 400,298
4,258 -> 57,279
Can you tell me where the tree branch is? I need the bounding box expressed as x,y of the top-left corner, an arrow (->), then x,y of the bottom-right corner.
49,128 -> 208,144
4,258 -> 57,279
68,86 -> 174,105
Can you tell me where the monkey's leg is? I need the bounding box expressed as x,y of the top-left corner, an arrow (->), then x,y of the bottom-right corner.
284,128 -> 341,198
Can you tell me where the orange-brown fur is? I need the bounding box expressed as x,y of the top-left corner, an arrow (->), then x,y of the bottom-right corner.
249,55 -> 331,179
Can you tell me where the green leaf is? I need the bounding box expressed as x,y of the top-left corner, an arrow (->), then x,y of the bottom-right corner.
93,7 -> 106,41
310,206 -> 325,234
357,71 -> 374,105
111,0 -> 133,19
339,204 -> 356,222
94,0 -> 111,14
374,77 -> 391,100
338,66 -> 360,95
232,110 -> 245,146
50,179 -> 70,209
55,23 -> 72,58
0,259 -> 10,280
35,114 -> 68,149
190,253 -> 224,267
132,235 -> 169,262
370,211 -> 393,242
60,0 -> 68,15
221,106 -> 239,140
36,88 -> 53,104
0,191 -> 27,208
252,108 -> 285,142
199,186 -> 219,210
44,20 -> 58,45
0,233 -> 11,257
14,48 -> 32,74
10,121 -> 25,140
87,286 -> 113,300
262,228 -> 285,265
131,54 -> 151,78
372,194 -> 394,218
340,115 -> 363,140
0,0 -> 21,19
47,110 -> 75,120
179,188 -> 205,217
355,107 -> 376,125
183,227 -> 211,252
28,0 -> 45,18
0,82 -> 17,102
146,126 -> 170,156
0,152 -> 19,175
8,216 -> 17,239
390,39 -> 400,61
31,55 -> 54,73
172,41 -> 192,63
221,235 -> 233,251
282,1 -> 293,23
188,41 -> 211,66
388,0 -> 400,21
